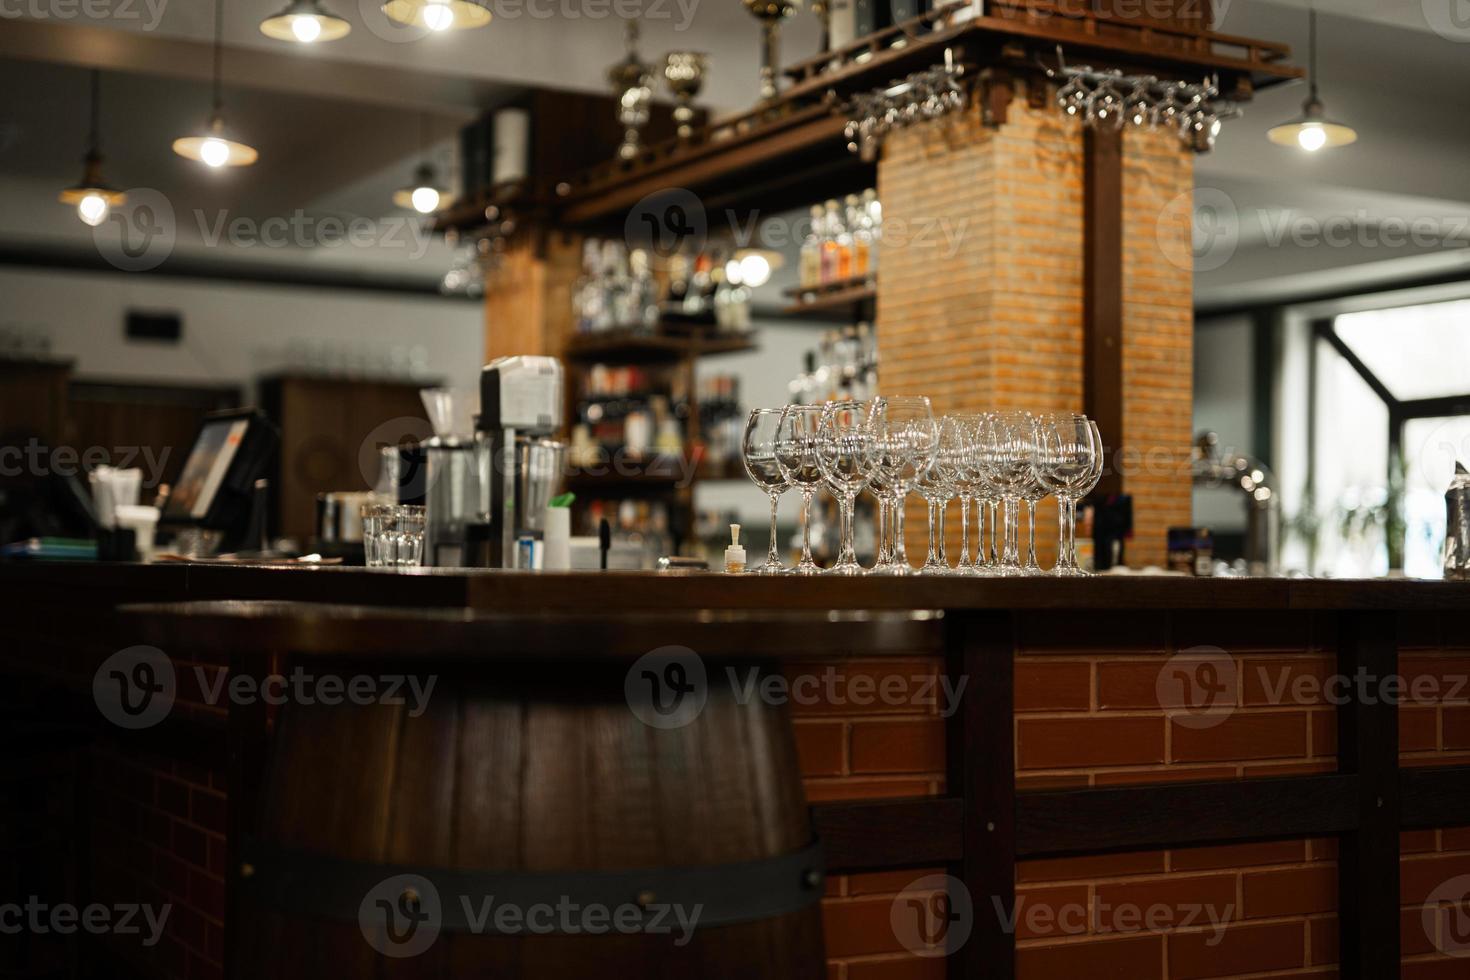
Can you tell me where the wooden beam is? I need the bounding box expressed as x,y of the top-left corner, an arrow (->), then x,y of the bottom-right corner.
811,799 -> 965,871
1083,127 -> 1125,495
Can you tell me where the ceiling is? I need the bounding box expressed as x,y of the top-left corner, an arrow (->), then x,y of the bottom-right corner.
0,1 -> 1465,300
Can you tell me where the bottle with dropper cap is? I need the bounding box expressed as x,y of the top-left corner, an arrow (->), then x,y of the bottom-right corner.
724,523 -> 746,574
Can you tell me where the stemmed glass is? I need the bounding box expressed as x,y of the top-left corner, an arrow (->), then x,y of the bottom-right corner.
1036,415 -> 1103,576
866,464 -> 895,572
865,396 -> 937,575
949,415 -> 985,574
975,412 -> 1039,576
816,400 -> 876,575
1019,411 -> 1052,575
742,408 -> 790,574
914,416 -> 960,575
775,405 -> 826,575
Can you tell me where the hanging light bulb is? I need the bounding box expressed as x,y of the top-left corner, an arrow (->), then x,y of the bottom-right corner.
260,0 -> 350,42
393,110 -> 450,217
381,0 -> 491,31
1268,8 -> 1357,152
174,0 -> 259,168
58,70 -> 126,226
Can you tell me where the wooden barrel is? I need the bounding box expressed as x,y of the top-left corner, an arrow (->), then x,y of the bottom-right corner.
126,603 -> 882,979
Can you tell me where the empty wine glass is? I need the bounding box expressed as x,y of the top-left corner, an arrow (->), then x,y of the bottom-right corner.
1035,415 -> 1102,577
867,465 -> 895,572
975,412 -> 1039,576
742,408 -> 790,574
866,396 -> 938,575
775,405 -> 826,575
949,414 -> 985,574
914,416 -> 961,575
816,400 -> 876,575
1019,411 -> 1053,575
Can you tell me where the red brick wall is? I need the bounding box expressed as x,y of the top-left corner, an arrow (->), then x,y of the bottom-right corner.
803,611 -> 1470,978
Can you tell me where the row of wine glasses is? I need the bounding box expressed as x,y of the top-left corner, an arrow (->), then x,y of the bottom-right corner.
740,396 -> 1104,576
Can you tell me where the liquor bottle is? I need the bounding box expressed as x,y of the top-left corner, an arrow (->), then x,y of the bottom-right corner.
846,194 -> 870,278
573,238 -> 602,334
788,351 -> 816,405
863,188 -> 882,274
799,205 -> 823,290
820,200 -> 843,285
667,251 -> 692,309
629,248 -> 659,334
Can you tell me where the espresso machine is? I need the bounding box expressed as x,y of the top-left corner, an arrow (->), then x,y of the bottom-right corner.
471,355 -> 566,568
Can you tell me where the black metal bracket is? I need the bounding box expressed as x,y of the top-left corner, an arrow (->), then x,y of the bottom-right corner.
238,837 -> 825,933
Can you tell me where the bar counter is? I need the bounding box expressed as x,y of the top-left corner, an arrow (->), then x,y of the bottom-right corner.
4,564 -> 1470,980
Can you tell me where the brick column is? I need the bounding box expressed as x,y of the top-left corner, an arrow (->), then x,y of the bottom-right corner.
483,231 -> 583,361
876,96 -> 1194,568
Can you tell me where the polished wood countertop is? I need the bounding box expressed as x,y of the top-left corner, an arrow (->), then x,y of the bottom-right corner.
3,561 -> 1468,612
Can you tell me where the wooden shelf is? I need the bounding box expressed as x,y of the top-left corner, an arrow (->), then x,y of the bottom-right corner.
781,276 -> 877,320
564,330 -> 756,364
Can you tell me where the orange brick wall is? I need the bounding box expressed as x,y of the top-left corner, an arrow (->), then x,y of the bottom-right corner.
876,96 -> 1194,569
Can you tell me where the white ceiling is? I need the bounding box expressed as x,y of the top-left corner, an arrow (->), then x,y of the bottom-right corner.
0,1 -> 1466,300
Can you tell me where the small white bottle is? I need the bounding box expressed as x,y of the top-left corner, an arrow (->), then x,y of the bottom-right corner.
724,524 -> 746,574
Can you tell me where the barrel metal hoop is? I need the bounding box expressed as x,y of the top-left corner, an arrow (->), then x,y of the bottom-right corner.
239,836 -> 826,933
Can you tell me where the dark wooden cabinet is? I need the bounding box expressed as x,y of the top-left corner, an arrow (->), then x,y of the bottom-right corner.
0,358 -> 72,446
259,374 -> 437,543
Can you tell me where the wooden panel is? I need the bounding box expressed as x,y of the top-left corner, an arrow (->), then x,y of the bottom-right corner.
66,380 -> 243,489
261,375 -> 432,543
0,358 -> 71,445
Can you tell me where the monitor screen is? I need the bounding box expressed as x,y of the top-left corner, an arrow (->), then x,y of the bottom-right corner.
165,416 -> 252,524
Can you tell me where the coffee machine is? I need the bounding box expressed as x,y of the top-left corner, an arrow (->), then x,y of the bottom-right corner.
471,356 -> 565,568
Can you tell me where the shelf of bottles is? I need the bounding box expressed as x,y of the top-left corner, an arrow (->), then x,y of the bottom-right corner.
573,239 -> 761,344
785,189 -> 881,319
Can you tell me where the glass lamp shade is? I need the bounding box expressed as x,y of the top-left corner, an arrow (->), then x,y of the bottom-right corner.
1268,98 -> 1357,152
382,0 -> 491,31
393,164 -> 446,213
173,116 -> 259,168
260,0 -> 351,42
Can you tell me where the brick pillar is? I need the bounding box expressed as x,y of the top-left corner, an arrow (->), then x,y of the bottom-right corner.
876,97 -> 1194,568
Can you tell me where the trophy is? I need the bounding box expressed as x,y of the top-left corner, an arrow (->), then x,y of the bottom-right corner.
607,21 -> 656,161
663,51 -> 708,141
743,0 -> 801,102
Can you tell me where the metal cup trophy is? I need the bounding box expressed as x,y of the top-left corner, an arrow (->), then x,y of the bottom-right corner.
607,21 -> 656,161
743,0 -> 800,102
663,51 -> 708,141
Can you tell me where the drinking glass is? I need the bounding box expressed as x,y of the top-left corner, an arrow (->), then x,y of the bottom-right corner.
775,405 -> 826,575
974,413 -> 1039,576
914,416 -> 960,575
361,503 -> 426,568
816,400 -> 876,575
742,408 -> 790,574
866,396 -> 938,575
1035,415 -> 1102,576
1019,411 -> 1053,575
949,415 -> 986,574
867,466 -> 895,572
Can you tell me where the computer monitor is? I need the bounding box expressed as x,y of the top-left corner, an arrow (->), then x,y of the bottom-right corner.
162,409 -> 277,544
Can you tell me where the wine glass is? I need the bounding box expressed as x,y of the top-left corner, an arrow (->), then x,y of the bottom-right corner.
949,414 -> 986,574
816,400 -> 876,575
1019,411 -> 1054,575
775,404 -> 826,575
914,416 -> 960,575
866,464 -> 895,573
742,408 -> 790,574
975,412 -> 1039,576
866,396 -> 937,575
1035,415 -> 1102,576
